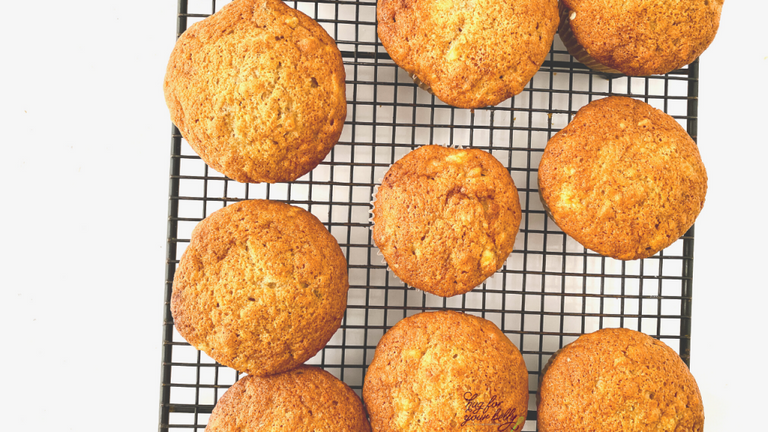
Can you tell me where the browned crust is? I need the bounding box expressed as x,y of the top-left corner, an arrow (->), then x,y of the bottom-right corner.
163,0 -> 347,183
171,200 -> 348,377
363,311 -> 528,431
537,328 -> 704,432
561,0 -> 724,76
377,0 -> 559,108
538,96 -> 707,260
206,366 -> 371,431
372,145 -> 521,297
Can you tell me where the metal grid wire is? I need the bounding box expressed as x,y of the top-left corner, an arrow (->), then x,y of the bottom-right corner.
160,0 -> 699,430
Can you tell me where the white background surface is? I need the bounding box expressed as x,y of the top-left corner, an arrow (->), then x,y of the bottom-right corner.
2,1 -> 765,430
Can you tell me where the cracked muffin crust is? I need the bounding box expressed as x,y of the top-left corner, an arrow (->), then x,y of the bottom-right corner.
537,328 -> 704,432
164,0 -> 346,183
363,311 -> 528,431
377,0 -> 559,108
538,96 -> 707,260
171,199 -> 348,377
372,145 -> 521,297
558,0 -> 724,76
205,366 -> 371,432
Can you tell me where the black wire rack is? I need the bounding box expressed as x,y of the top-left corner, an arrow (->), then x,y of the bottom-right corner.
159,1 -> 700,430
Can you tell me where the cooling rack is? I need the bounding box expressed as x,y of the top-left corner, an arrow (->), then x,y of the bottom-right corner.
159,1 -> 700,430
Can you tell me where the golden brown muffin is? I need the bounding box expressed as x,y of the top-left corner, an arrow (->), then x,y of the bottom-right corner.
372,145 -> 521,297
171,199 -> 348,376
537,328 -> 704,431
363,310 -> 528,431
206,366 -> 371,432
164,0 -> 347,183
377,0 -> 559,108
558,0 -> 724,76
538,96 -> 707,260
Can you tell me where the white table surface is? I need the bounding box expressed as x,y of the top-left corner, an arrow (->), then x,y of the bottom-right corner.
2,1 -> 765,430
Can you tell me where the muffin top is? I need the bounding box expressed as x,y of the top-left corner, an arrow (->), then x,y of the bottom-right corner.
372,145 -> 521,297
164,0 -> 346,183
363,310 -> 528,431
171,200 -> 348,376
561,0 -> 724,75
377,0 -> 558,108
538,96 -> 707,260
206,366 -> 371,432
537,328 -> 704,432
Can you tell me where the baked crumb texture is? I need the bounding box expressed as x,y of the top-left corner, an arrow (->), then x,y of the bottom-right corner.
164,0 -> 347,183
538,96 -> 707,260
206,366 -> 371,431
377,0 -> 559,108
537,328 -> 704,432
372,145 -> 521,297
171,200 -> 349,377
364,310 -> 529,431
560,0 -> 724,76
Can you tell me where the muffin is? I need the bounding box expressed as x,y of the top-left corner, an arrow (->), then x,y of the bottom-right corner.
372,145 -> 521,297
206,366 -> 371,431
537,96 -> 707,260
558,0 -> 724,76
363,310 -> 528,431
377,0 -> 559,108
537,328 -> 704,431
171,199 -> 348,377
163,0 -> 347,183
